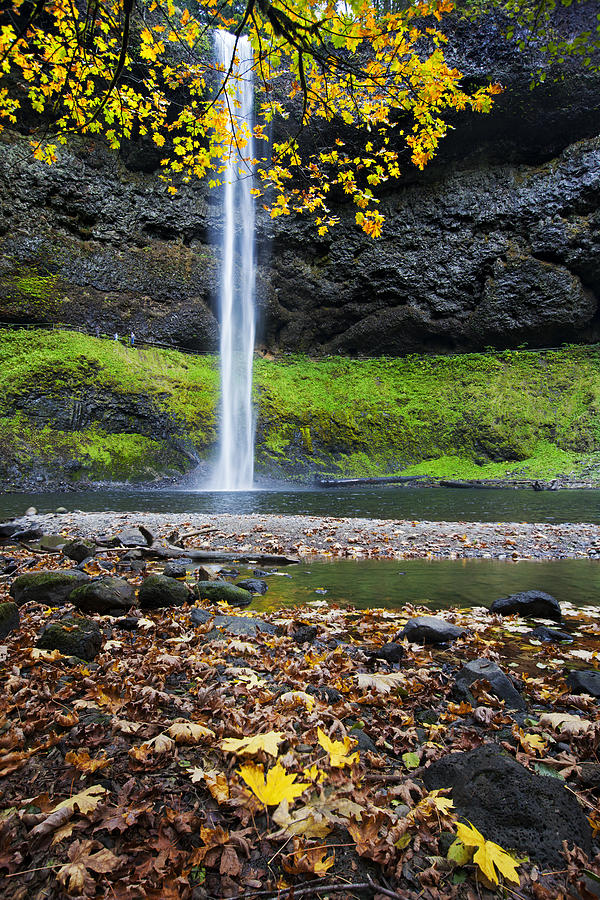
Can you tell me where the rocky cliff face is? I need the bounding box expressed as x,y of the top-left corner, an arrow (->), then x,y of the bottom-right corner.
0,13 -> 598,354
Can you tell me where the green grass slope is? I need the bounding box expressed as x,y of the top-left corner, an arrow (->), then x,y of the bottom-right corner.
1,329 -> 600,485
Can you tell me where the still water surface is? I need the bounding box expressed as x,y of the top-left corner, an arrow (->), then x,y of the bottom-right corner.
245,558 -> 600,611
1,485 -> 599,523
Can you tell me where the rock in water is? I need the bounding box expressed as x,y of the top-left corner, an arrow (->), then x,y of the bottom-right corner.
138,575 -> 190,609
0,602 -> 19,639
10,570 -> 90,606
398,616 -> 466,644
490,590 -> 562,621
422,743 -> 592,867
70,576 -> 135,614
530,625 -> 573,643
194,581 -> 253,608
162,560 -> 189,579
236,579 -> 268,595
36,615 -> 102,661
567,669 -> 600,698
454,658 -> 526,709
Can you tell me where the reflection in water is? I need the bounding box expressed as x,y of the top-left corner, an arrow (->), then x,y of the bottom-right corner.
243,558 -> 600,612
0,485 -> 598,524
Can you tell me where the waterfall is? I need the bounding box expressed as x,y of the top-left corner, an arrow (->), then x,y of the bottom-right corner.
211,30 -> 256,491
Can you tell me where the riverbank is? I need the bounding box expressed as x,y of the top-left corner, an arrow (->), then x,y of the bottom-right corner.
14,511 -> 600,560
2,331 -> 600,488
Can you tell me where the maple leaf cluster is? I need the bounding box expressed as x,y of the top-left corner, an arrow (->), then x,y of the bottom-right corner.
0,0 -> 502,236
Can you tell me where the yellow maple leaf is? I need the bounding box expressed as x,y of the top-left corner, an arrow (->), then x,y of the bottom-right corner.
456,821 -> 520,885
53,785 -> 106,816
517,730 -> 547,755
64,749 -> 112,773
317,728 -> 359,768
238,762 -> 309,807
221,731 -> 285,758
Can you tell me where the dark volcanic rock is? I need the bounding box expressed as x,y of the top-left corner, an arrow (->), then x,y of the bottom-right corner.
0,601 -> 19,639
37,615 -> 102,661
567,669 -> 600,698
422,743 -> 592,867
63,539 -> 96,563
399,616 -> 466,644
530,625 -> 573,642
490,590 -> 562,621
162,560 -> 190,578
70,576 -> 135,614
236,579 -> 268,595
366,642 -> 405,664
10,569 -> 90,606
138,575 -> 190,609
454,657 -> 526,710
291,624 -> 318,644
194,581 -> 253,608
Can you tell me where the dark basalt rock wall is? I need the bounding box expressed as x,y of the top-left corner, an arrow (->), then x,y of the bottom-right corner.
0,12 -> 598,355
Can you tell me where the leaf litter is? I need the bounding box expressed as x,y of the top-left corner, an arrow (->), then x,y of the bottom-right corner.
0,551 -> 599,899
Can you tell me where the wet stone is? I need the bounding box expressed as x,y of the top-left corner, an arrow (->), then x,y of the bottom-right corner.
194,581 -> 253,609
567,669 -> 600,698
530,625 -> 573,642
366,642 -> 405,664
70,576 -> 135,615
36,615 -> 102,662
454,657 -> 526,710
236,579 -> 268,595
138,575 -> 190,609
162,560 -> 190,579
399,616 -> 466,644
63,539 -> 96,563
200,615 -> 276,639
305,684 -> 343,704
0,601 -> 19,640
10,570 -> 91,606
422,743 -> 592,867
490,590 -> 562,622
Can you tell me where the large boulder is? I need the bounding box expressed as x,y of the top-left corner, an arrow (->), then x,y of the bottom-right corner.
0,601 -> 19,639
422,743 -> 592,867
138,575 -> 190,609
567,669 -> 600,698
10,570 -> 91,606
194,581 -> 253,609
454,658 -> 526,710
490,590 -> 562,621
36,615 -> 102,661
398,616 -> 466,645
70,576 -> 135,614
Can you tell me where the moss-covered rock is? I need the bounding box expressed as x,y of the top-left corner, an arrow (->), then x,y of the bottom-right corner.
36,615 -> 102,661
138,575 -> 190,609
0,601 -> 19,639
70,576 -> 135,614
10,570 -> 90,606
194,581 -> 253,608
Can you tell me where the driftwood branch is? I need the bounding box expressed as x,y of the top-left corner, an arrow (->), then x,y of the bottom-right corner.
127,544 -> 300,565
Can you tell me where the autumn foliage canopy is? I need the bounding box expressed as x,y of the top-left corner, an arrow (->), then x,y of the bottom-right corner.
1,0 -> 503,234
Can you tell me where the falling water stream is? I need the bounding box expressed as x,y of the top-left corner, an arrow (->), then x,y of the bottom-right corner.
211,31 -> 256,491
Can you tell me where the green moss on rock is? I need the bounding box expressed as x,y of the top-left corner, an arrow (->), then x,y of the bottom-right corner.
36,615 -> 102,661
10,570 -> 90,606
0,601 -> 19,639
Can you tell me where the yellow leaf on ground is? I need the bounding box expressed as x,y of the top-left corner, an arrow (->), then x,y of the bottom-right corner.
239,762 -> 310,807
277,691 -> 315,711
31,648 -> 64,661
167,721 -> 215,743
188,767 -> 230,803
53,785 -> 107,816
317,728 -> 359,768
517,730 -> 547,754
282,842 -> 335,877
272,799 -> 333,838
221,731 -> 285,758
65,749 -> 112,773
456,821 -> 520,885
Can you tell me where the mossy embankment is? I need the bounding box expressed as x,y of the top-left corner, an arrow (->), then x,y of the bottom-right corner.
2,329 -> 600,487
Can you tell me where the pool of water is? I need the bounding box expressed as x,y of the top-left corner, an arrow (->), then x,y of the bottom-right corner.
1,485 -> 599,523
241,557 -> 600,611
